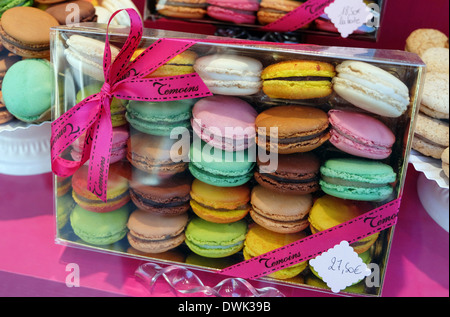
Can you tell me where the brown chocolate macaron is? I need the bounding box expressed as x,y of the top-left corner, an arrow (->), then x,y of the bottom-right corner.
129,168 -> 192,215
250,185 -> 312,234
256,106 -> 330,154
46,0 -> 97,25
255,152 -> 321,195
0,7 -> 59,59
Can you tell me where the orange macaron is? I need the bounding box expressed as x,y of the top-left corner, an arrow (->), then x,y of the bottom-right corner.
189,179 -> 251,224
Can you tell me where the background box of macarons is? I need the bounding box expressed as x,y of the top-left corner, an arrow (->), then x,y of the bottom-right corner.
144,0 -> 384,42
51,23 -> 425,297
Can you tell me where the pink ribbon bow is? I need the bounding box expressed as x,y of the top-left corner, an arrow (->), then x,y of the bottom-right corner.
51,8 -> 212,202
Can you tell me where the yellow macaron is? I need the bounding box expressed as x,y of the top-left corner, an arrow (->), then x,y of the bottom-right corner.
243,224 -> 308,280
308,195 -> 379,254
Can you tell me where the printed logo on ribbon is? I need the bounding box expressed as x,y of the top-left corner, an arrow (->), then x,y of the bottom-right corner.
220,198 -> 401,280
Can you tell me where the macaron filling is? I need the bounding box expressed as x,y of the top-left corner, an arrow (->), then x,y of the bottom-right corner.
192,199 -> 250,212
130,188 -> 190,207
73,190 -> 129,205
321,175 -> 391,188
264,76 -> 333,82
159,1 -> 207,9
261,172 -> 319,184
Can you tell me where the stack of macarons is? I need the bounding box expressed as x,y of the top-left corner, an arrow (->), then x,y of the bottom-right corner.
406,29 -> 449,179
69,162 -> 133,246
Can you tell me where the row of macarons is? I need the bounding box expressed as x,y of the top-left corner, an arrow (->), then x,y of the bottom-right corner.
65,34 -> 411,119
67,122 -> 399,204
58,166 -> 379,282
154,0 -> 377,35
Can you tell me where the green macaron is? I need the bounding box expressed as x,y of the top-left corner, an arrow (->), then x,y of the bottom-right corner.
319,158 -> 397,201
70,204 -> 130,246
0,0 -> 33,17
189,140 -> 255,187
185,217 -> 248,258
76,83 -> 128,127
125,99 -> 194,136
2,59 -> 52,123
57,193 -> 77,231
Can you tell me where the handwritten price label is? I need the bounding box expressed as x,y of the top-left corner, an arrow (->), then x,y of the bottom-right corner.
309,241 -> 372,293
324,0 -> 374,38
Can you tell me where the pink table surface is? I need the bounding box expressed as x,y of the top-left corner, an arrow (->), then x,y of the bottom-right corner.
0,165 -> 448,297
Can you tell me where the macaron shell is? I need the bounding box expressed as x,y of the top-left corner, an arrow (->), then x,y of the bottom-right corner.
255,152 -> 321,195
126,99 -> 193,136
127,133 -> 189,175
320,158 -> 396,201
308,195 -> 380,254
207,5 -> 257,24
193,54 -> 263,96
261,60 -> 336,100
71,163 -> 131,213
255,106 -> 330,154
328,109 -> 395,159
0,6 -> 59,58
257,0 -> 303,25
2,59 -> 53,123
190,179 -> 251,223
127,209 -> 188,253
250,185 -> 312,233
65,35 -> 120,81
333,61 -> 410,118
156,0 -> 207,19
70,204 -> 130,246
190,179 -> 250,210
189,141 -> 255,187
129,170 -> 192,215
185,217 -> 247,258
191,96 -> 257,151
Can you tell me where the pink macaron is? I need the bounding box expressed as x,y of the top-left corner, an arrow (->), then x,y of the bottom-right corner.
207,0 -> 260,24
328,109 -> 395,160
191,96 -> 257,152
71,126 -> 129,164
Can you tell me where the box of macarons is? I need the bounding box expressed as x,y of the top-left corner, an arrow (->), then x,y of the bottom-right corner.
46,2 -> 429,296
144,0 -> 385,42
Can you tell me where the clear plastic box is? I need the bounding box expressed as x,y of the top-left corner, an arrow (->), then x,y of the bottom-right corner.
51,23 -> 425,297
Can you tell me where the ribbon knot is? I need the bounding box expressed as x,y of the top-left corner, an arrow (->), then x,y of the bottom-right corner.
100,82 -> 113,99
51,8 -> 212,202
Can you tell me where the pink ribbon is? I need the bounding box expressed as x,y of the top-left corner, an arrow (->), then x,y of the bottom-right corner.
260,0 -> 335,32
220,197 -> 401,280
51,8 -> 212,202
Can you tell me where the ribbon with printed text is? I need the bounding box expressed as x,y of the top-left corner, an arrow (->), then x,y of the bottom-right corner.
51,9 -> 212,202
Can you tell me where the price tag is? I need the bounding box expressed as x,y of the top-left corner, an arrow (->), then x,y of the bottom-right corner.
309,241 -> 372,293
324,0 -> 374,38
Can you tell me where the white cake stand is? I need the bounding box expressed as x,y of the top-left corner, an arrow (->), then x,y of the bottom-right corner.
417,173 -> 449,233
0,121 -> 51,176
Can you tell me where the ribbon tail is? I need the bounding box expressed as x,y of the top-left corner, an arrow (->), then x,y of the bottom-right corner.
51,97 -> 102,177
86,98 -> 113,202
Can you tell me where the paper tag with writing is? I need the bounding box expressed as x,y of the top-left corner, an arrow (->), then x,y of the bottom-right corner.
324,0 -> 374,38
309,241 -> 372,293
